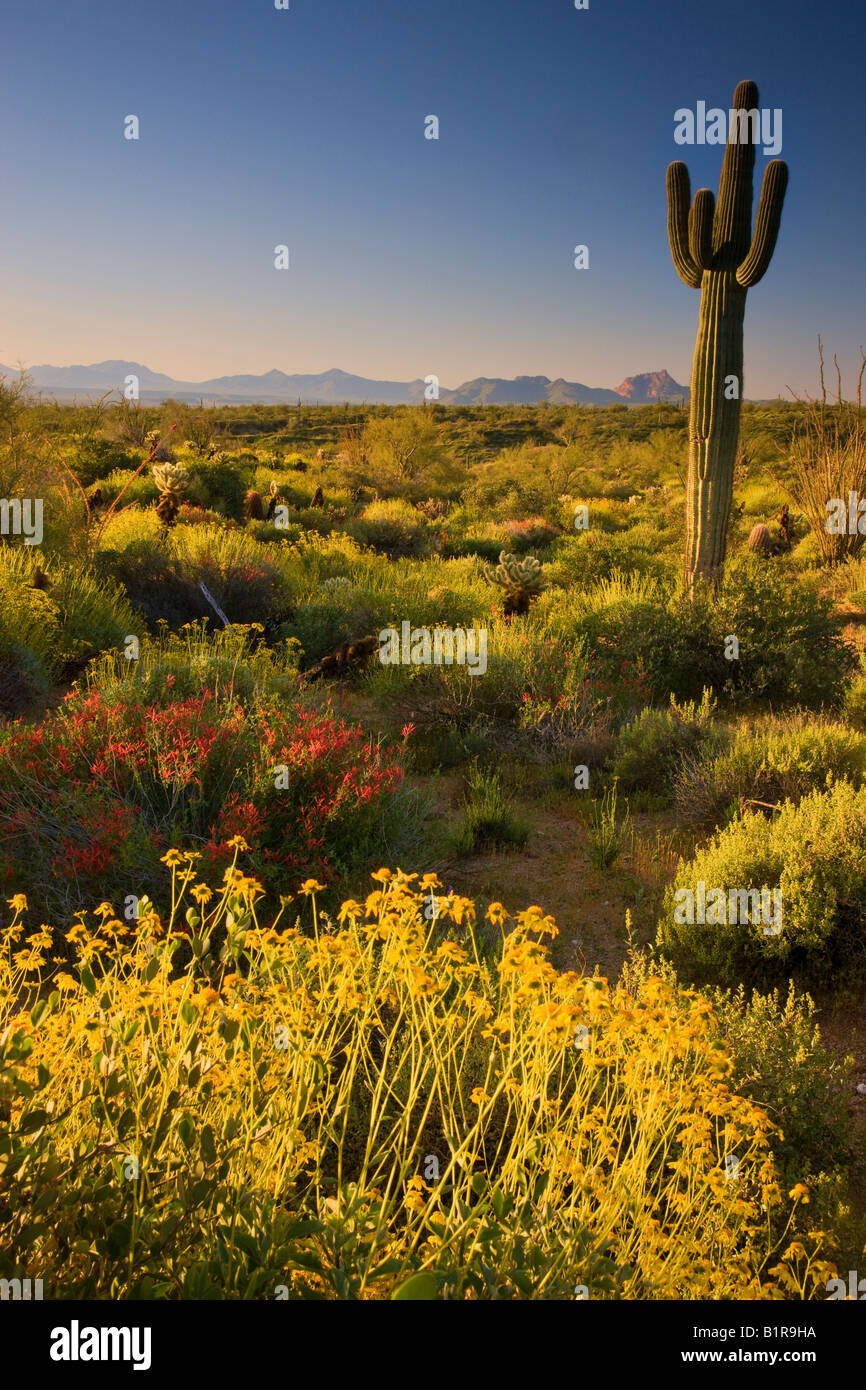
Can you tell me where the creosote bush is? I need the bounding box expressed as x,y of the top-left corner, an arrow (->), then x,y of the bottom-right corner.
657,780 -> 866,986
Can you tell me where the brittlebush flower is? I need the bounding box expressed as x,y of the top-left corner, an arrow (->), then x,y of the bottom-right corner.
299,879 -> 325,896
789,1183 -> 810,1204
7,894 -> 27,913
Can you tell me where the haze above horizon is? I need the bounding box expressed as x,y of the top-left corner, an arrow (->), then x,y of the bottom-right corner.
1,0 -> 864,399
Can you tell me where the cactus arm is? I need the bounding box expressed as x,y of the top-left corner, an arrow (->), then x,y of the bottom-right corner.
712,80 -> 758,260
688,189 -> 716,271
666,163 -> 702,288
736,160 -> 789,288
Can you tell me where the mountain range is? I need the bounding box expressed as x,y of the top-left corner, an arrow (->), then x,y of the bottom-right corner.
0,361 -> 690,407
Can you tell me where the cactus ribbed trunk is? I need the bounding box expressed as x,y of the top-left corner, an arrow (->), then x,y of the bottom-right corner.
684,271 -> 746,581
666,80 -> 788,587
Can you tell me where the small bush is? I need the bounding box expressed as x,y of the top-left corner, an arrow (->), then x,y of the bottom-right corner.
0,685 -> 408,923
674,716 -> 866,829
451,765 -> 530,854
657,780 -> 866,986
609,689 -> 723,798
347,498 -> 434,558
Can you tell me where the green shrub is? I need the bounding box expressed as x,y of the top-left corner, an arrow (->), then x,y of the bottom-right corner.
347,498 -> 434,558
95,525 -> 293,633
544,560 -> 854,711
609,689 -> 722,797
450,765 -> 530,854
87,622 -> 302,708
547,531 -> 667,588
657,780 -> 866,985
844,658 -> 866,731
587,779 -> 632,869
707,983 -> 856,1181
674,716 -> 866,829
0,550 -> 135,704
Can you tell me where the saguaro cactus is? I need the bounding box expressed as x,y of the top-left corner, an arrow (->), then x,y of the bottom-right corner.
666,80 -> 788,585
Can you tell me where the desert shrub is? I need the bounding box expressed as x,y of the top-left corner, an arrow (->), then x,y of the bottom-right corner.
0,871 -> 822,1299
93,466 -> 159,508
347,409 -> 462,500
287,590 -> 384,669
710,560 -> 855,708
450,765 -> 530,854
191,458 -> 249,520
608,690 -> 723,797
546,560 -> 854,711
95,525 -> 293,632
87,622 -> 302,708
0,576 -> 63,697
547,531 -> 667,588
346,498 -> 434,558
501,517 -> 561,551
366,622 -> 588,732
0,687 -> 408,924
175,503 -> 231,527
845,658 -> 866,730
444,529 -> 513,564
621,952 -> 861,1260
707,983 -> 856,1182
246,518 -> 304,545
656,780 -> 866,986
674,716 -> 866,829
0,551 -> 135,699
69,438 -> 139,488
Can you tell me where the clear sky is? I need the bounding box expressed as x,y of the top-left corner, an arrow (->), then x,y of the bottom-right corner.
1,0 -> 864,397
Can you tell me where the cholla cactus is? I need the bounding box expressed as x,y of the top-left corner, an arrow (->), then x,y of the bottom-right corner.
144,428 -> 175,462
153,462 -> 190,526
489,550 -> 546,617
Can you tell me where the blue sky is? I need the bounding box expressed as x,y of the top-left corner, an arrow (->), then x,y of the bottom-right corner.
1,0 -> 864,396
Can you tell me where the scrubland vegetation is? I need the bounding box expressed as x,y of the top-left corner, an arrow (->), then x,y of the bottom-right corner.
2,380 -> 866,1299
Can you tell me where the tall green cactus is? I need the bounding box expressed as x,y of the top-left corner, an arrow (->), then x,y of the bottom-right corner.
667,79 -> 788,585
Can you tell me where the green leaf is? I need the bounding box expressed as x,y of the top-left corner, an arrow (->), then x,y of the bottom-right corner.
17,1107 -> 49,1134
392,1271 -> 438,1301
79,963 -> 96,996
200,1123 -> 217,1165
107,1219 -> 131,1260
177,1113 -> 195,1148
29,999 -> 48,1028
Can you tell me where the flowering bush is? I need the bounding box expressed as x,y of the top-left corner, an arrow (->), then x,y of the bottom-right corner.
501,517 -> 561,551
0,687 -> 406,925
0,865 -> 833,1299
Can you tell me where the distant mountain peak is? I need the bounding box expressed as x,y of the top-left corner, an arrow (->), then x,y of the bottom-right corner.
1,360 -> 690,407
614,369 -> 687,402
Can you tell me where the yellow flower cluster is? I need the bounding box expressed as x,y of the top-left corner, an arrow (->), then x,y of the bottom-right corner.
0,857 -> 832,1301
